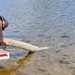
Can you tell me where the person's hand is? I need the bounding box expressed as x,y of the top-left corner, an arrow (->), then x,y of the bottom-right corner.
3,40 -> 10,46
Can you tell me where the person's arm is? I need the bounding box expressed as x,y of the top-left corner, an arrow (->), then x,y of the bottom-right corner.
0,20 -> 3,43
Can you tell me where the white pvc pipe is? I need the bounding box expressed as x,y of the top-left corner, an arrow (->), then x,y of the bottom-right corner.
5,39 -> 49,52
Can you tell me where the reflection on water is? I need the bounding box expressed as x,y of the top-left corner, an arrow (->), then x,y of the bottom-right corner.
0,52 -> 36,75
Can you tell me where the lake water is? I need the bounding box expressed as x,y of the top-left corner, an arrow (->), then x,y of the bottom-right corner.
0,0 -> 75,40
0,0 -> 75,75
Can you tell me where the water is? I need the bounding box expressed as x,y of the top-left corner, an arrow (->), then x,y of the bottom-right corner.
0,0 -> 75,75
0,0 -> 75,40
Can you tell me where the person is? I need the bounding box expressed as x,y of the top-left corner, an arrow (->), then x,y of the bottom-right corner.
0,15 -> 10,49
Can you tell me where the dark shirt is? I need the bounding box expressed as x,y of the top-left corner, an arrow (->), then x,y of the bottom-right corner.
0,20 -> 3,43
